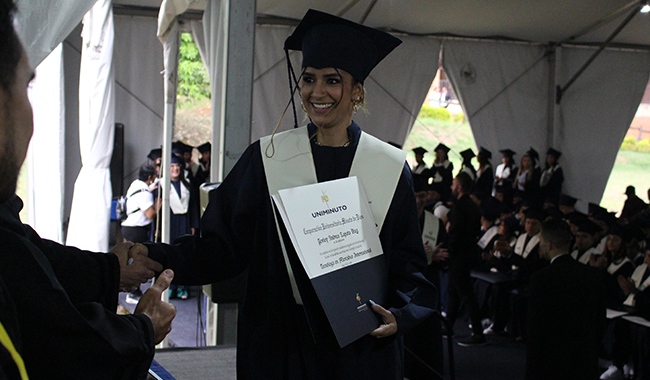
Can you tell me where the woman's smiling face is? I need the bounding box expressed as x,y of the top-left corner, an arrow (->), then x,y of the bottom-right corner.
300,66 -> 362,130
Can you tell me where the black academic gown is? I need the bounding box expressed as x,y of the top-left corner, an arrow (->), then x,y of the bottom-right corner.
475,166 -> 493,197
0,276 -> 22,380
147,122 -> 436,380
540,165 -> 564,204
526,255 -> 606,380
0,196 -> 155,380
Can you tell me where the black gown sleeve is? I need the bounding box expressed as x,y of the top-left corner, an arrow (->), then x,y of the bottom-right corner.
145,142 -> 264,285
381,164 -> 438,334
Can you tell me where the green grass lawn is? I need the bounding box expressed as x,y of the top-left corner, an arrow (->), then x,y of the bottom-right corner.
404,117 -> 650,213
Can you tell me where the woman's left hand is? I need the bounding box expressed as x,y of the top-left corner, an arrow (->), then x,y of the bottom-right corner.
369,301 -> 397,338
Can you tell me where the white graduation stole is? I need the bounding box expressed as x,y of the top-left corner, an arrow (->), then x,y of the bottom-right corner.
514,233 -> 540,259
261,126 -> 406,304
422,210 -> 440,265
461,166 -> 476,181
571,247 -> 597,265
624,264 -> 650,307
477,225 -> 499,250
432,160 -> 451,183
169,181 -> 190,214
607,257 -> 632,275
540,164 -> 560,186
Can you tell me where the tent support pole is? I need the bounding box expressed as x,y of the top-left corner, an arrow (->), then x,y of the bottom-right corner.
556,3 -> 642,103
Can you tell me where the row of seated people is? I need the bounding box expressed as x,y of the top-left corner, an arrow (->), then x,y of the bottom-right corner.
466,193 -> 650,379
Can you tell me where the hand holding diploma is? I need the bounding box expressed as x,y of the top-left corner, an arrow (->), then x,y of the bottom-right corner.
369,300 -> 397,338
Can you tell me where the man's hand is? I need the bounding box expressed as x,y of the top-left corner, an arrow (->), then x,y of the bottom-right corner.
111,242 -> 161,291
618,275 -> 636,296
369,301 -> 398,339
135,269 -> 177,344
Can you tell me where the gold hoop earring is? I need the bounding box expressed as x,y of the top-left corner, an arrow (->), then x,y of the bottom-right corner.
300,101 -> 307,113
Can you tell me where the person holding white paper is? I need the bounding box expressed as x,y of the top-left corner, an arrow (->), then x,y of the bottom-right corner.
141,9 -> 436,380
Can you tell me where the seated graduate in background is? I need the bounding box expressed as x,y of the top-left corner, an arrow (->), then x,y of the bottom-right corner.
404,173 -> 448,380
0,3 -> 176,377
138,9 -> 437,380
526,220 -> 605,380
599,248 -> 650,380
590,225 -> 635,308
570,219 -> 601,265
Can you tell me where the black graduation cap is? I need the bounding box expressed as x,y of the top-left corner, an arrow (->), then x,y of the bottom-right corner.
434,143 -> 450,153
608,224 -> 629,241
284,9 -> 402,83
478,146 -> 492,160
577,220 -> 601,236
566,212 -> 588,226
412,147 -> 427,155
524,208 -> 546,222
460,148 -> 475,161
147,148 -> 162,161
546,147 -> 562,159
171,154 -> 182,164
559,193 -> 578,207
526,147 -> 539,162
499,149 -> 516,159
197,142 -> 211,154
502,216 -> 520,234
544,207 -> 564,221
172,141 -> 191,156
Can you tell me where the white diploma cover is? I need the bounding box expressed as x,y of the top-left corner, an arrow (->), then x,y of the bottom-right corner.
272,176 -> 387,347
272,176 -> 383,279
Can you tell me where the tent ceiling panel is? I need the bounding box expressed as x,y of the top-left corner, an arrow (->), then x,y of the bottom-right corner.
110,0 -> 650,48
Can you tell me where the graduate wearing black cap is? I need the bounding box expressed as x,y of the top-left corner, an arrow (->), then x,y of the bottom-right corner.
411,146 -> 428,175
430,143 -> 453,201
539,147 -> 564,205
475,146 -> 493,197
571,220 -> 602,265
493,149 -> 517,199
144,9 -> 436,380
193,142 -> 212,186
513,148 -> 541,206
147,147 -> 163,177
459,148 -> 477,181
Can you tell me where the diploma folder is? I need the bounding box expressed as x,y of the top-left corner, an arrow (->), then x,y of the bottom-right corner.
272,177 -> 387,347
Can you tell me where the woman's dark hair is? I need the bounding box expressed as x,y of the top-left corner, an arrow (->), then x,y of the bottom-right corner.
138,163 -> 156,182
0,0 -> 22,93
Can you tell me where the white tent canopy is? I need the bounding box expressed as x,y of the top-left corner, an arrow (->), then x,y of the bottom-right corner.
14,0 -> 650,243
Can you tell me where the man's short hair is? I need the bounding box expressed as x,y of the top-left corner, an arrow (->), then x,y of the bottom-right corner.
455,172 -> 474,193
138,163 -> 156,181
0,0 -> 22,92
540,219 -> 572,252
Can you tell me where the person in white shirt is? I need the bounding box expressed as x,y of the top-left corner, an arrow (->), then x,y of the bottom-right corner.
121,163 -> 158,243
121,163 -> 159,304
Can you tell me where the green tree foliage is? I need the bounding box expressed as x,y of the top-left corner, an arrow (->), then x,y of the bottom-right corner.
621,136 -> 650,153
178,33 -> 210,106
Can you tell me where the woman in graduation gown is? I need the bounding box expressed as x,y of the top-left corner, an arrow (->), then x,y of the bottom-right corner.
143,9 -> 436,380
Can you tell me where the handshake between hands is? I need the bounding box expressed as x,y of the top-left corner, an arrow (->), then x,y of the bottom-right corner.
110,242 -> 176,344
